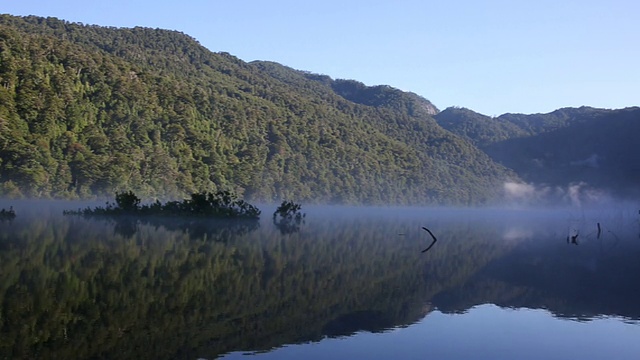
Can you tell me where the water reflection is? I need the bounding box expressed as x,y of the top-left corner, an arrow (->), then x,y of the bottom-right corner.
223,305 -> 640,360
0,205 -> 639,359
106,215 -> 261,239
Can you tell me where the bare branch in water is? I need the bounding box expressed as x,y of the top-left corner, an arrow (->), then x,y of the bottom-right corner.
421,227 -> 438,253
571,232 -> 579,245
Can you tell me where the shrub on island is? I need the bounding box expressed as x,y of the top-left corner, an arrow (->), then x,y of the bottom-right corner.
272,201 -> 305,234
0,206 -> 16,220
63,191 -> 261,220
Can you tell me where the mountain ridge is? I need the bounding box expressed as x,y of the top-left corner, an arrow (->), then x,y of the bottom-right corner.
0,14 -> 638,204
0,14 -> 516,204
435,106 -> 640,199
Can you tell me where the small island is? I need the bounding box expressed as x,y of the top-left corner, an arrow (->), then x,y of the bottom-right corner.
272,200 -> 306,234
0,206 -> 16,220
63,191 -> 261,220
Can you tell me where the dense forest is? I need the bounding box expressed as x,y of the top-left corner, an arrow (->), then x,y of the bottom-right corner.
1,14 -> 638,204
0,14 -> 514,205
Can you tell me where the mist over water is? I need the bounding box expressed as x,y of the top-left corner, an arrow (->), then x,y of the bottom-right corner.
502,181 -> 622,208
1,201 -> 639,359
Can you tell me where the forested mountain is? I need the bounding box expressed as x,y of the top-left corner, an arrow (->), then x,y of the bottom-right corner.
435,106 -> 640,198
1,14 -> 638,204
434,107 -> 528,148
0,14 -> 514,204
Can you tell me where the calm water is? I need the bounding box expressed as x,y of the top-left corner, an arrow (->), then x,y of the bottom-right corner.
1,202 -> 640,359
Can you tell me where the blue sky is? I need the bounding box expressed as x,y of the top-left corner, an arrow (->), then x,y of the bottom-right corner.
2,0 -> 638,115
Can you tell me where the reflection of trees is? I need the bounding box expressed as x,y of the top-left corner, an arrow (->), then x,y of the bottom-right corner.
322,310 -> 397,337
272,201 -> 305,234
272,217 -> 303,234
106,215 -> 261,240
3,209 -> 637,359
0,211 -> 493,359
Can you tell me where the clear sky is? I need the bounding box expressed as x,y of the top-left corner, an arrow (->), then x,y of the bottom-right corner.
2,0 -> 639,115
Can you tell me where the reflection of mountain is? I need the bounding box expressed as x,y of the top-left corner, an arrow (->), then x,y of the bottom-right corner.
2,207 -> 639,359
0,209 -> 503,359
431,223 -> 640,321
322,310 -> 399,337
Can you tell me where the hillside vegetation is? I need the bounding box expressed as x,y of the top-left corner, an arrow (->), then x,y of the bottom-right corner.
0,14 -> 514,204
435,106 -> 640,197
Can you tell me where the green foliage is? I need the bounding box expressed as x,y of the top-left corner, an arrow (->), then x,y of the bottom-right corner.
115,190 -> 141,211
0,14 -> 518,205
0,206 -> 15,220
434,107 -> 527,148
0,181 -> 23,199
436,106 -> 640,197
63,190 -> 261,219
273,200 -> 305,234
273,200 -> 304,221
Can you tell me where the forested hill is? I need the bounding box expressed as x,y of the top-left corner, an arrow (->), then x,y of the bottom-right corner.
251,61 -> 439,117
435,106 -> 640,198
0,14 -> 515,204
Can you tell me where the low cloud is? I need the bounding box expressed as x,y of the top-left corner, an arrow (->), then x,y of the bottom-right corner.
503,181 -> 610,207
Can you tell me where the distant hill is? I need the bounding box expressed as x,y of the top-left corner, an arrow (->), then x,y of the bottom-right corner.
0,14 -> 515,204
435,106 -> 640,198
251,61 -> 439,116
434,107 -> 527,148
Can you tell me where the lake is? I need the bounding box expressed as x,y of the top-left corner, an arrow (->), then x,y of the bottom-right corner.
1,202 -> 639,359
